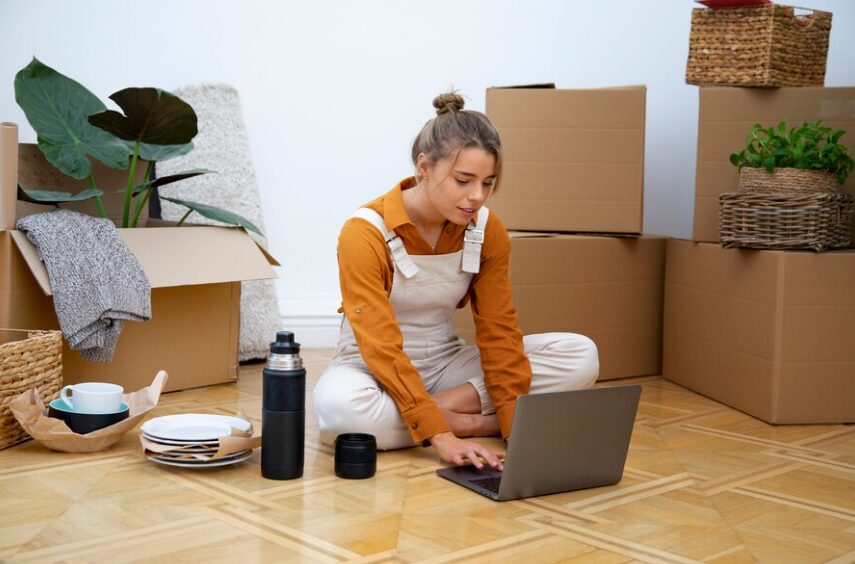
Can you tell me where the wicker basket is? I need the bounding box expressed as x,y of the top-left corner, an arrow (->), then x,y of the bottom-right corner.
738,167 -> 840,195
720,191 -> 854,251
686,4 -> 832,87
0,329 -> 63,449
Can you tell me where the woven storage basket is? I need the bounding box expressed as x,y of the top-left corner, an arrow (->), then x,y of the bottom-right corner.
686,4 -> 832,87
738,167 -> 839,195
720,191 -> 854,251
0,329 -> 63,449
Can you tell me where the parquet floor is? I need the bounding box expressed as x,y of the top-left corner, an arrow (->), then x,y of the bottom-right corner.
1,348 -> 854,563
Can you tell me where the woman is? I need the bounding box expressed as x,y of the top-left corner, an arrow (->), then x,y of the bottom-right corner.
313,92 -> 599,470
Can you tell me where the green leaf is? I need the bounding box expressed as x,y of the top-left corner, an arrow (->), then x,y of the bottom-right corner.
763,156 -> 776,173
159,196 -> 263,236
13,58 -> 130,179
122,168 -> 216,196
124,140 -> 194,162
89,87 -> 198,145
729,153 -> 741,166
150,168 -> 214,188
17,185 -> 104,204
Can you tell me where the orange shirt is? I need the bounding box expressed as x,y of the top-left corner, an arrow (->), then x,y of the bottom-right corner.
336,177 -> 532,444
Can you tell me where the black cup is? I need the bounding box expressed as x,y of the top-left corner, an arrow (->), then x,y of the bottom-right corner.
48,399 -> 129,435
334,433 -> 377,479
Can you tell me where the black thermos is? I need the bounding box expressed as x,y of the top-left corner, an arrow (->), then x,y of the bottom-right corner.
261,331 -> 305,480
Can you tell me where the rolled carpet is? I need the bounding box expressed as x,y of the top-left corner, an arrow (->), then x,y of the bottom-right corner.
155,84 -> 281,361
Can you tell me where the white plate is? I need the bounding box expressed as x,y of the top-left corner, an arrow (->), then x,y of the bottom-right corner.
151,449 -> 251,463
141,431 -> 219,448
143,444 -> 220,455
147,450 -> 253,469
141,414 -> 251,442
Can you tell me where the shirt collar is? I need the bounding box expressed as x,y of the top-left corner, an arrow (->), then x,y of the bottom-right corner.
383,177 -> 418,231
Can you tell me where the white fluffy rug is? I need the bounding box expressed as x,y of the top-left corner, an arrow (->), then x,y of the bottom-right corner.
156,84 -> 281,361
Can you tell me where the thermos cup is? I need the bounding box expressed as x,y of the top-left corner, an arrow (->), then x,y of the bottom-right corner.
261,331 -> 305,480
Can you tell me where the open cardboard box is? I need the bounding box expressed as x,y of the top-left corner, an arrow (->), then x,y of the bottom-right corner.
693,86 -> 855,245
454,232 -> 666,380
485,84 -> 647,234
0,122 -> 279,392
663,239 -> 855,424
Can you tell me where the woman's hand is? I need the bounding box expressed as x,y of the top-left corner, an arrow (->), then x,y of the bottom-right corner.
429,432 -> 504,471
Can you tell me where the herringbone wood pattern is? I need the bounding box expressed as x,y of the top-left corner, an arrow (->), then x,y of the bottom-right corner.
1,349 -> 854,563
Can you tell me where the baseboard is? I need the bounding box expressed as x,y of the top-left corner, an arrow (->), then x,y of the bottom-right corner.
278,293 -> 341,349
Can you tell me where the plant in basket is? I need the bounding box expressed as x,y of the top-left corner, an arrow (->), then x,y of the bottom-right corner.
13,58 -> 262,235
720,120 -> 854,252
729,120 -> 854,193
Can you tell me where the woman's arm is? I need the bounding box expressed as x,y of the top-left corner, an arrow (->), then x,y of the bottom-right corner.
468,213 -> 532,439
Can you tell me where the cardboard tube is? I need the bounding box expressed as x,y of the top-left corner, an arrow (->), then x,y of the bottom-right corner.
0,122 -> 19,230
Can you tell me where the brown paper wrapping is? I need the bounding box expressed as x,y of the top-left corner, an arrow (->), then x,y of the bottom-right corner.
9,370 -> 168,453
139,410 -> 260,461
0,122 -> 19,230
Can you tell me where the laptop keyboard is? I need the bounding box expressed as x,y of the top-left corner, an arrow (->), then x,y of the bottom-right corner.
470,476 -> 502,494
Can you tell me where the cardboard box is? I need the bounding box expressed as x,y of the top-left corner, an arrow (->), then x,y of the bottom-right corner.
0,123 -> 279,393
663,239 -> 855,424
485,85 -> 646,234
693,87 -> 855,244
453,233 -> 666,380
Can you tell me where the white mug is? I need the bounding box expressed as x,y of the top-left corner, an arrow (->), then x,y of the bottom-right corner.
60,382 -> 124,414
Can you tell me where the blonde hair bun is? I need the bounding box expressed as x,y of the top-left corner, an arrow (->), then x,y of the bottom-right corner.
433,92 -> 465,115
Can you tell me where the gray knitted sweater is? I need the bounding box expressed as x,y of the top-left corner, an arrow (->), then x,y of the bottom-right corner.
16,209 -> 151,362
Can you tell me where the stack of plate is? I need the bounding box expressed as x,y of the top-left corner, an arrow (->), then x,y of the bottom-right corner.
141,414 -> 254,469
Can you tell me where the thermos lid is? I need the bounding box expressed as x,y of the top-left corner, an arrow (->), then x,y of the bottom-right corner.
334,433 -> 377,479
271,331 -> 300,354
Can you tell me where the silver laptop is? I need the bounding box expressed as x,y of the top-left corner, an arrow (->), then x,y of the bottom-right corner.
436,385 -> 641,501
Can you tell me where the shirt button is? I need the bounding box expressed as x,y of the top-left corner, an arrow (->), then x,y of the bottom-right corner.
355,307 -> 363,313
411,422 -> 418,429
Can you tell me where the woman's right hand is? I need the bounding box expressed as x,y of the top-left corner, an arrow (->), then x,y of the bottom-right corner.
429,432 -> 504,470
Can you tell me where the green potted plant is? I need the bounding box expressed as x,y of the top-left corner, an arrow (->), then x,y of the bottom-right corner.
729,120 -> 854,195
13,58 -> 261,235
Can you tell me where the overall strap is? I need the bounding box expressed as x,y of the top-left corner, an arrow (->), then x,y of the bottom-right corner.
351,208 -> 419,279
461,206 -> 489,274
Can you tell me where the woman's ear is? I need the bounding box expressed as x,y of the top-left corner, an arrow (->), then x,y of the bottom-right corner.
416,153 -> 431,180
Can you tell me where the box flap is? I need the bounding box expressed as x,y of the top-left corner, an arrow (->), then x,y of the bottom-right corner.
489,83 -> 556,90
144,218 -> 281,267
507,231 -> 559,239
488,84 -> 645,92
9,230 -> 51,294
507,231 -> 659,241
17,144 -> 151,225
10,225 -> 278,296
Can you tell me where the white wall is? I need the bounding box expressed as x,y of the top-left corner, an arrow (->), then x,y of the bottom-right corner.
2,0 -> 854,346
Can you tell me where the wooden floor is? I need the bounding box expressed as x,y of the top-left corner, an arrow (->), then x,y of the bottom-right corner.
2,349 -> 854,563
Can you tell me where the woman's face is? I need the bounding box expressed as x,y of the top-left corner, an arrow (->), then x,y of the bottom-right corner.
419,147 -> 497,226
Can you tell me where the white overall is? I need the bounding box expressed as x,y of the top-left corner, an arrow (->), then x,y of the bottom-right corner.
313,206 -> 599,450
